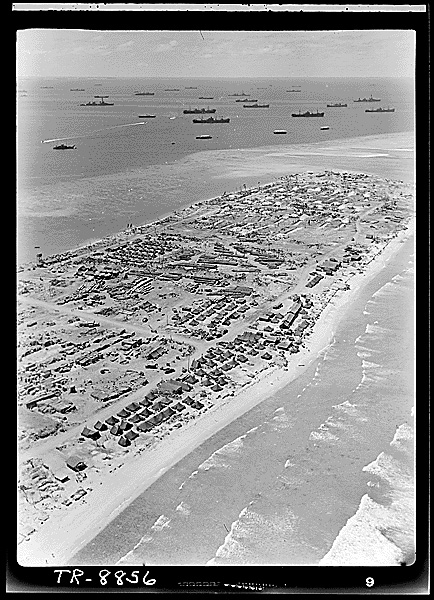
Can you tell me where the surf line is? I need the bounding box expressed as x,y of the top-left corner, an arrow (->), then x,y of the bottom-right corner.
41,122 -> 146,143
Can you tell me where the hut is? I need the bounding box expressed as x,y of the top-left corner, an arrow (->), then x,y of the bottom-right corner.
191,401 -> 204,410
118,436 -> 131,447
138,408 -> 152,419
128,413 -> 142,424
126,402 -> 141,412
183,396 -> 195,406
105,415 -> 119,426
151,401 -> 165,412
139,397 -> 152,407
174,402 -> 186,412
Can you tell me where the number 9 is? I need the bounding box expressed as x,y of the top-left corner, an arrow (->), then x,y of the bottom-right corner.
366,577 -> 374,587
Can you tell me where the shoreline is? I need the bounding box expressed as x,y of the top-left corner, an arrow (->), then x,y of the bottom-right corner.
18,129 -> 414,268
17,216 -> 415,567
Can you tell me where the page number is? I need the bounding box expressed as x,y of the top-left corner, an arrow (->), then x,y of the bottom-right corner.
366,577 -> 374,587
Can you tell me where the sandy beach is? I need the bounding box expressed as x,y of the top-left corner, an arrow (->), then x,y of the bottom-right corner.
17,215 -> 414,567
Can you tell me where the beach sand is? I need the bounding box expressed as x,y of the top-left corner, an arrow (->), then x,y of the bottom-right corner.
17,216 -> 415,567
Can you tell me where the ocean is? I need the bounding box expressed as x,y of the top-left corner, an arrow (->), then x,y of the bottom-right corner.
71,230 -> 415,567
17,76 -> 414,264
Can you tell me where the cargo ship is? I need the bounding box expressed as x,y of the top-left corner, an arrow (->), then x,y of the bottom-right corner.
135,91 -> 154,95
326,102 -> 347,107
199,96 -> 214,99
320,126 -> 330,130
292,110 -> 324,117
243,103 -> 269,108
138,114 -> 156,118
228,91 -> 249,97
192,116 -> 230,123
365,107 -> 395,113
196,134 -> 212,139
70,88 -> 85,91
273,130 -> 287,134
183,107 -> 216,114
353,94 -> 381,102
286,89 -> 301,92
165,88 -> 180,91
53,143 -> 76,150
80,95 -> 114,106
235,98 -> 256,102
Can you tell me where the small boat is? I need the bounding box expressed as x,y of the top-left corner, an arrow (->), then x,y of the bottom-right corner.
320,126 -> 330,130
138,114 -> 156,118
53,143 -> 76,150
196,135 -> 212,139
273,130 -> 287,134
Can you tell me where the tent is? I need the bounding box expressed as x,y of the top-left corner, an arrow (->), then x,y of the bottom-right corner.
125,430 -> 139,442
137,421 -> 154,432
117,409 -> 130,418
105,415 -> 119,425
110,425 -> 122,436
118,436 -> 131,447
66,456 -> 87,472
94,421 -> 108,431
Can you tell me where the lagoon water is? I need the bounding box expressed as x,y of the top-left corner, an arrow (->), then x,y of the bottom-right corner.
71,231 -> 415,567
17,77 -> 414,263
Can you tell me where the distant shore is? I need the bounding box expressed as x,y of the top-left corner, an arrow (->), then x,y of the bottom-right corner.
17,213 -> 414,567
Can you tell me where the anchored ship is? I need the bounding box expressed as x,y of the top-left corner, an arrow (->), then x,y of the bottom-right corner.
138,114 -> 156,118
196,134 -> 212,139
80,95 -> 114,106
365,107 -> 395,113
292,110 -> 324,117
199,96 -> 214,99
235,98 -> 257,102
135,91 -> 154,95
228,91 -> 249,97
183,107 -> 216,114
273,130 -> 287,134
243,103 -> 269,108
192,116 -> 230,123
353,94 -> 381,102
53,143 -> 76,150
327,102 -> 347,107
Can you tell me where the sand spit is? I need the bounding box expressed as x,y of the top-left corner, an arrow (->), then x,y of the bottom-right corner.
17,215 -> 414,566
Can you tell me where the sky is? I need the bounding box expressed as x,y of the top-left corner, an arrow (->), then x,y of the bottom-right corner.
16,30 -> 415,79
